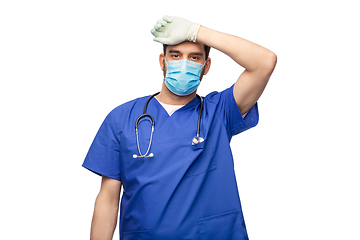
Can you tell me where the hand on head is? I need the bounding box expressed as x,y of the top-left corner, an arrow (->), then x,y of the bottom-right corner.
150,15 -> 200,45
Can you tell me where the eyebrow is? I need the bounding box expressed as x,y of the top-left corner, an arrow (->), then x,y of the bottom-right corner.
168,50 -> 204,56
190,52 -> 204,56
169,50 -> 181,54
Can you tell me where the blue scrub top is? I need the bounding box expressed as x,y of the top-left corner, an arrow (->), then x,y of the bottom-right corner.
83,85 -> 259,240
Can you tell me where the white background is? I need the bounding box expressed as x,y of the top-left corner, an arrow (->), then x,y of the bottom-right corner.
1,0 -> 359,239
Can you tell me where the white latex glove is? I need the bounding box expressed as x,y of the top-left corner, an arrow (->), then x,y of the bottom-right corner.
150,15 -> 201,45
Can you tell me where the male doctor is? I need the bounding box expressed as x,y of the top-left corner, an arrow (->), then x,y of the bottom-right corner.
83,15 -> 277,240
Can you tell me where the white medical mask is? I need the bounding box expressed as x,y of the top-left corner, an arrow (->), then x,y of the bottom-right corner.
164,59 -> 206,96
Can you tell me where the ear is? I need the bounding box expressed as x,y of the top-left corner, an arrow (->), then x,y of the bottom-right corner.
159,53 -> 165,71
203,57 -> 211,75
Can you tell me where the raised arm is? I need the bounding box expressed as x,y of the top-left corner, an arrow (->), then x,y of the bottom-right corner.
90,176 -> 122,240
151,15 -> 277,115
196,26 -> 277,115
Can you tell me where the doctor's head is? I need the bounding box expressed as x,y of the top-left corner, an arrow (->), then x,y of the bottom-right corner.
159,41 -> 211,80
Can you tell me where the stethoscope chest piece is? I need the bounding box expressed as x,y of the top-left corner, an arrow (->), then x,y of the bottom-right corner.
192,136 -> 204,145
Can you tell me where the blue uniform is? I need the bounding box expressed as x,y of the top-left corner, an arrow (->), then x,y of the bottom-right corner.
83,85 -> 259,240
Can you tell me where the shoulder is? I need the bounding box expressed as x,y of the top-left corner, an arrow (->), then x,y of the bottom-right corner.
102,95 -> 151,131
108,95 -> 150,117
204,84 -> 234,104
202,84 -> 259,136
93,95 -> 151,138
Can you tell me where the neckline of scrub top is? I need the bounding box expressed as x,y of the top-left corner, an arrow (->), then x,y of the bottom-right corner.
157,101 -> 185,116
155,97 -> 185,116
151,94 -> 202,117
146,95 -> 203,142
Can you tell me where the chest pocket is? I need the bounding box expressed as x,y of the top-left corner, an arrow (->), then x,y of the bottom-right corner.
185,140 -> 217,178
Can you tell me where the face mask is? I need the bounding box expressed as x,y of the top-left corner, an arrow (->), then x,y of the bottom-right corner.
164,59 -> 205,96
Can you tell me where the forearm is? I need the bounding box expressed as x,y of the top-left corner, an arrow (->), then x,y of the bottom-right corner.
197,26 -> 276,71
197,25 -> 276,114
90,193 -> 119,240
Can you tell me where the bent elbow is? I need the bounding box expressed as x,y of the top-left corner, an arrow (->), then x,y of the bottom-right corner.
266,51 -> 277,71
253,51 -> 277,73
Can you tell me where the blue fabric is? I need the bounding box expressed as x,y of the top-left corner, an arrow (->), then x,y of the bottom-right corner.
83,84 -> 259,240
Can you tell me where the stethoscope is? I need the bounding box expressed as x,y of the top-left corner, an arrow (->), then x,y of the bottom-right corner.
133,92 -> 204,158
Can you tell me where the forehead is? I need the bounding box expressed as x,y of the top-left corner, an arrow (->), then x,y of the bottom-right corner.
166,41 -> 205,55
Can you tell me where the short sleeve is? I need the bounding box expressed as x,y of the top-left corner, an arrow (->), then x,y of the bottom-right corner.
82,111 -> 121,181
206,84 -> 259,138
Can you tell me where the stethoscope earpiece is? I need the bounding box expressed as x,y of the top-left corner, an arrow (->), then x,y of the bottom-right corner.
133,153 -> 154,158
133,92 -> 204,159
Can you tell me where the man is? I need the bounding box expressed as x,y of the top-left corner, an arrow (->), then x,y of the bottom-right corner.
83,15 -> 276,240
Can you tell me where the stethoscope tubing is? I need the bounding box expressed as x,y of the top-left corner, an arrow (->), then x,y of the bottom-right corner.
133,93 -> 203,158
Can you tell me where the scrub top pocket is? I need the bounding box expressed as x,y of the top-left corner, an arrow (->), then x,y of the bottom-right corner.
123,230 -> 150,240
186,139 -> 217,178
197,210 -> 248,240
191,139 -> 205,151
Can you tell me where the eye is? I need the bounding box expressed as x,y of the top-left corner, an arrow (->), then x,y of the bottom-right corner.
190,56 -> 200,61
171,54 -> 180,59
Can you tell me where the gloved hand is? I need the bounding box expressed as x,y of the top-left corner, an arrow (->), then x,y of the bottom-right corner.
151,15 -> 201,45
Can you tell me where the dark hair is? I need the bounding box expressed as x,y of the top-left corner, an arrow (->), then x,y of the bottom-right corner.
163,43 -> 211,60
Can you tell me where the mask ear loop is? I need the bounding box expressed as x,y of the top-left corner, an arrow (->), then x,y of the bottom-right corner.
200,59 -> 208,78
